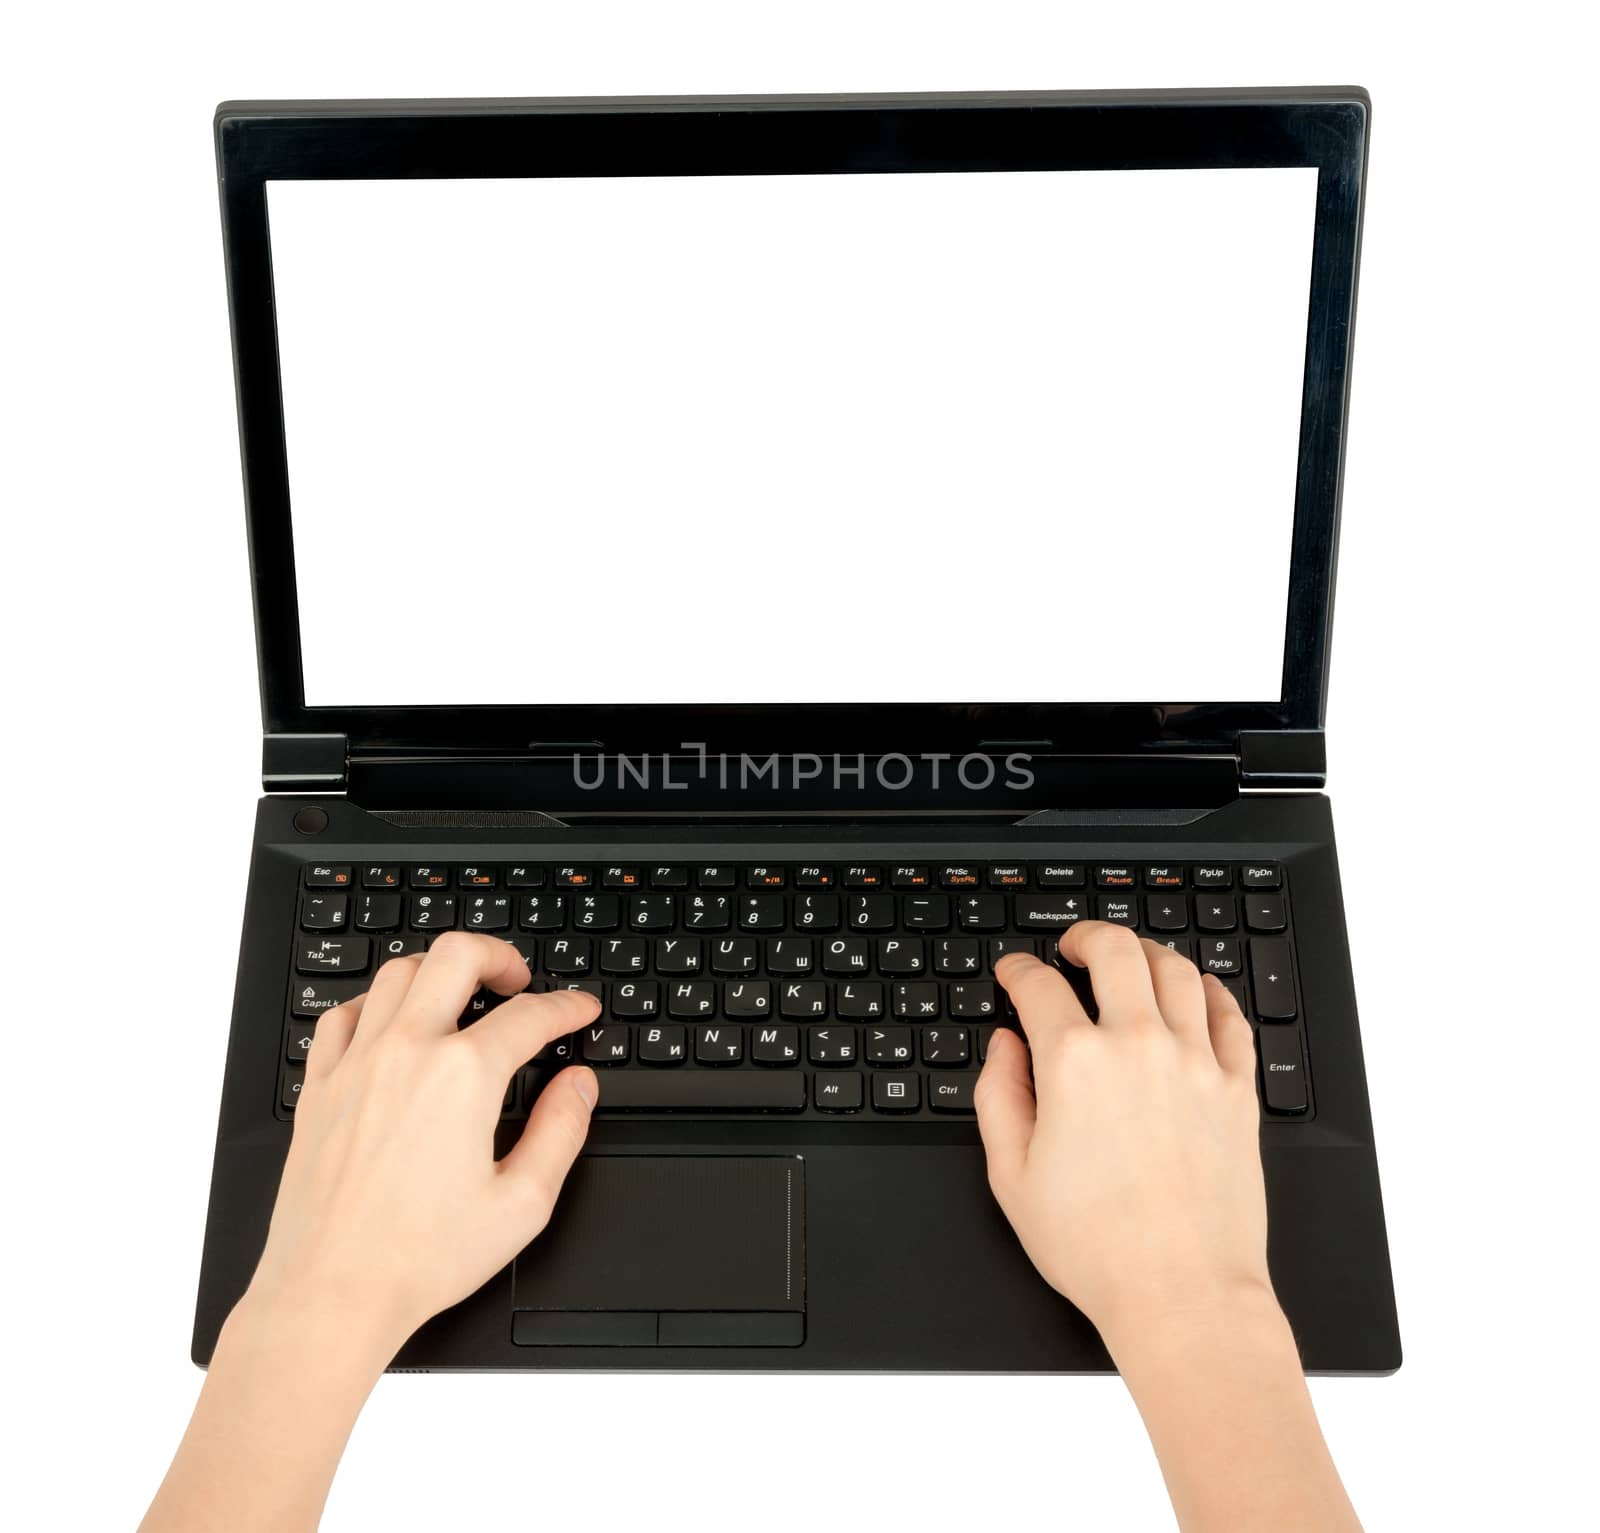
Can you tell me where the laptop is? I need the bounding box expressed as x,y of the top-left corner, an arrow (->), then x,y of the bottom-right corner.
194,88 -> 1400,1372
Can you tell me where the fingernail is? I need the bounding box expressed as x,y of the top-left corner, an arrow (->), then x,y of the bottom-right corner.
571,1067 -> 599,1109
1201,972 -> 1219,987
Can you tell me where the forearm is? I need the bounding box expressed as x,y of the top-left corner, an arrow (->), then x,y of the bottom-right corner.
140,1291 -> 398,1533
1104,1293 -> 1363,1533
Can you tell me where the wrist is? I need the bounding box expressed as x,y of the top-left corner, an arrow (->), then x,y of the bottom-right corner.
228,1280 -> 409,1386
1095,1275 -> 1289,1372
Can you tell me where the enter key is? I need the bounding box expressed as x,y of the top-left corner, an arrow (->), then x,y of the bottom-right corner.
1258,1027 -> 1309,1115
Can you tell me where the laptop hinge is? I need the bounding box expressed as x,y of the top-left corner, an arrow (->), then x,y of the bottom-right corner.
264,732 -> 349,794
1237,730 -> 1326,791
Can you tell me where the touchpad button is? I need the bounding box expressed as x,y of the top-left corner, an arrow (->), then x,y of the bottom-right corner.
511,1155 -> 804,1346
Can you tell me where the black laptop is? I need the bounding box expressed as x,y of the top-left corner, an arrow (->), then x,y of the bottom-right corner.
194,88 -> 1400,1373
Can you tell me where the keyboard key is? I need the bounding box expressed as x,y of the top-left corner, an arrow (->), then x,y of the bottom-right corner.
505,864 -> 546,888
1145,895 -> 1188,932
779,981 -> 828,1019
409,865 -> 452,889
638,1024 -> 686,1064
582,1025 -> 631,1064
903,895 -> 951,931
409,893 -> 456,930
281,1066 -> 306,1111
544,936 -> 592,974
1195,895 -> 1238,933
554,866 -> 593,888
599,938 -> 648,975
766,938 -> 815,975
305,864 -> 352,888
462,895 -> 511,932
934,938 -> 983,976
939,864 -> 982,888
877,938 -> 925,975
610,980 -> 660,1018
295,936 -> 370,975
1192,864 -> 1233,889
361,864 -> 401,889
373,933 -> 426,963
1241,863 -> 1283,890
629,895 -> 676,932
649,865 -> 689,889
1244,894 -> 1287,932
1249,938 -> 1297,1020
724,981 -> 773,1018
794,893 -> 841,932
1095,865 -> 1137,889
286,1021 -> 317,1063
795,865 -> 834,888
890,865 -> 932,889
1035,862 -> 1085,888
1198,937 -> 1243,976
808,1026 -> 857,1064
928,1076 -> 976,1113
847,894 -> 895,931
813,1072 -> 864,1112
290,976 -> 364,1018
842,865 -> 884,888
1016,897 -> 1087,931
458,865 -> 496,888
596,1072 -> 805,1112
299,894 -> 348,932
987,863 -> 1029,888
710,938 -> 758,976
654,937 -> 701,975
751,1024 -> 800,1065
956,894 -> 1006,931
893,982 -> 940,1020
949,981 -> 997,1019
695,1025 -> 743,1065
601,865 -> 643,889
872,1073 -> 921,1112
920,1026 -> 969,1065
667,981 -> 716,1019
1097,896 -> 1137,926
697,865 -> 737,888
837,981 -> 885,1019
740,894 -> 785,931
865,1026 -> 914,1065
573,894 -> 621,931
518,894 -> 564,931
822,937 -> 871,975
1258,1027 -> 1308,1113
355,893 -> 403,931
747,865 -> 786,889
1144,864 -> 1185,889
685,894 -> 731,931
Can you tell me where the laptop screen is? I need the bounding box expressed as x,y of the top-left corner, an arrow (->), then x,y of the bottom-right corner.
266,168 -> 1319,709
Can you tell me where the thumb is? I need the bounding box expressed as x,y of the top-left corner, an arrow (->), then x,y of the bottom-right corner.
497,1065 -> 598,1231
973,1027 -> 1036,1202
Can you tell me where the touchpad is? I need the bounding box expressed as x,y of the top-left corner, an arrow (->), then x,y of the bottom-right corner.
511,1155 -> 804,1347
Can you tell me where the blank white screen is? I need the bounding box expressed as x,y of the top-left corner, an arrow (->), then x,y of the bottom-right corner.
267,169 -> 1318,706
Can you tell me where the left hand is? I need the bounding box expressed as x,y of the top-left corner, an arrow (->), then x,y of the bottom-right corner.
246,932 -> 601,1350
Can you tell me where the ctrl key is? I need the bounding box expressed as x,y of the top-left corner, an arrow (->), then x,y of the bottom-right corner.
1258,1028 -> 1308,1115
281,1065 -> 306,1112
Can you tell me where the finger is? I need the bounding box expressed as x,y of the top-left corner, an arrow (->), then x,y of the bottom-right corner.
1203,973 -> 1257,1077
497,1065 -> 599,1230
467,988 -> 603,1078
391,933 -> 531,1036
993,951 -> 1092,1060
973,1027 -> 1036,1199
1058,922 -> 1161,1025
1142,938 -> 1208,1044
349,954 -> 423,1043
305,993 -> 363,1079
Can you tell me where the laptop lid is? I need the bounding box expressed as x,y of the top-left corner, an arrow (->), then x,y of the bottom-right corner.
216,89 -> 1367,805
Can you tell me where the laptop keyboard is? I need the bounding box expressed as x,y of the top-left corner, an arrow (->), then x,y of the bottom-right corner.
282,859 -> 1311,1121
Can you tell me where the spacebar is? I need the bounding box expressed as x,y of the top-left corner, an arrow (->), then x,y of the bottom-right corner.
594,1072 -> 806,1112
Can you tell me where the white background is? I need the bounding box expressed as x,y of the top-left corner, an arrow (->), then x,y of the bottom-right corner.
3,4 -> 1596,1531
273,168 -> 1313,705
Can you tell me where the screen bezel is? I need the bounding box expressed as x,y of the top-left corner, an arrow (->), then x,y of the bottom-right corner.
216,89 -> 1367,756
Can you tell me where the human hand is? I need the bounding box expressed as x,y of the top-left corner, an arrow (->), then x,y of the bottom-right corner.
246,933 -> 601,1353
975,922 -> 1274,1350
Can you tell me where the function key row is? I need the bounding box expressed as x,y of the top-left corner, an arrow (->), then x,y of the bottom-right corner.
305,860 -> 1284,893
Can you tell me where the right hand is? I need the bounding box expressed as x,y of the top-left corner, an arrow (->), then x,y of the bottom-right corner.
974,923 -> 1276,1346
